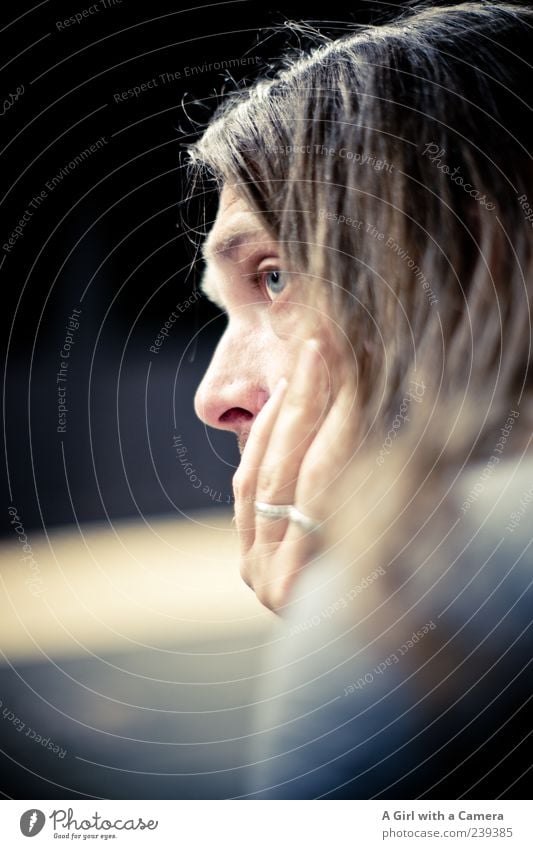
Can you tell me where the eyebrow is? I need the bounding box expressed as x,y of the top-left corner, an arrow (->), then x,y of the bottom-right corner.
201,226 -> 272,264
199,219 -> 279,309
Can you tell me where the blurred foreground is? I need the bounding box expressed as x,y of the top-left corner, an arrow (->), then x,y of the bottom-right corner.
0,512 -> 274,799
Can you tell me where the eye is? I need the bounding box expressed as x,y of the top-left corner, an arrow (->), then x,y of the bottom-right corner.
257,268 -> 287,300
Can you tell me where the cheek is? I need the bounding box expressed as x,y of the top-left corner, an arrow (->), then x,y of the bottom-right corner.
263,279 -> 352,391
269,294 -> 327,343
269,282 -> 344,347
255,318 -> 298,389
265,317 -> 345,394
269,275 -> 340,344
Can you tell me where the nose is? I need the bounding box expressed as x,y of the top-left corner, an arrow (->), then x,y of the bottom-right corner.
194,326 -> 269,436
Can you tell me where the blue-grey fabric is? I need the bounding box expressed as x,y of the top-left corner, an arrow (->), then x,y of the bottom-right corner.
246,459 -> 533,798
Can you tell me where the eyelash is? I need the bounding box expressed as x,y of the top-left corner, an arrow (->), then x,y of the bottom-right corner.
252,266 -> 283,301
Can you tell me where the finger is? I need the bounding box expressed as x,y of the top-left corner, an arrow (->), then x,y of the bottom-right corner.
233,376 -> 288,553
272,380 -> 358,595
239,338 -> 330,598
296,377 -> 359,518
254,338 -> 331,547
260,375 -> 358,610
254,531 -> 319,613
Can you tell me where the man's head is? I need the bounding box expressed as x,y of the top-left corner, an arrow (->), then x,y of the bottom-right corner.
189,2 -> 533,455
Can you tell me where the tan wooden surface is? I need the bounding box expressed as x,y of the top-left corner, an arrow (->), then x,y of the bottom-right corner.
0,511 -> 273,662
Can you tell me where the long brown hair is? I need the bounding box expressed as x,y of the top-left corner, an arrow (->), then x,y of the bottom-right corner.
188,1 -> 533,480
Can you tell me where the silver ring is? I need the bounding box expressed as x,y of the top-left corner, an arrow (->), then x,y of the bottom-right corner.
254,501 -> 292,519
254,501 -> 321,533
289,505 -> 322,533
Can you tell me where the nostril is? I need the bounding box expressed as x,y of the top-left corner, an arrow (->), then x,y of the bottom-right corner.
219,407 -> 254,425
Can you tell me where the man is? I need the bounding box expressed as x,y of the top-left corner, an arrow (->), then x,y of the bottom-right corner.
195,184 -> 358,610
188,1 -> 533,797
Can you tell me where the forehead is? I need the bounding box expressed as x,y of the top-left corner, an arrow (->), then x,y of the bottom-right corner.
199,186 -> 279,310
202,186 -> 273,262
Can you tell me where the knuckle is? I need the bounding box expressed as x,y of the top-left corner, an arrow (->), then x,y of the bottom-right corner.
232,469 -> 251,500
257,465 -> 280,500
254,582 -> 276,612
269,577 -> 292,613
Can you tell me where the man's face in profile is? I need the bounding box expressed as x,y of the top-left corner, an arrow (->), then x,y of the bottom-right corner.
194,185 -> 340,455
194,186 -> 357,609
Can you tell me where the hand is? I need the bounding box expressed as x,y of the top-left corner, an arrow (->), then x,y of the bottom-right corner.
232,337 -> 358,612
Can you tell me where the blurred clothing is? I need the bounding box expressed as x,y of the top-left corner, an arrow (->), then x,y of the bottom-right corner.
247,458 -> 533,798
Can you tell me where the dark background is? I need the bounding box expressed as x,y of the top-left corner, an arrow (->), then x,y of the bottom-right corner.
1,0 -> 408,538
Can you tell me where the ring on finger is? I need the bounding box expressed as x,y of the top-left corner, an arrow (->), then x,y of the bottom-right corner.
255,501 -> 321,533
288,505 -> 322,533
254,501 -> 292,519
